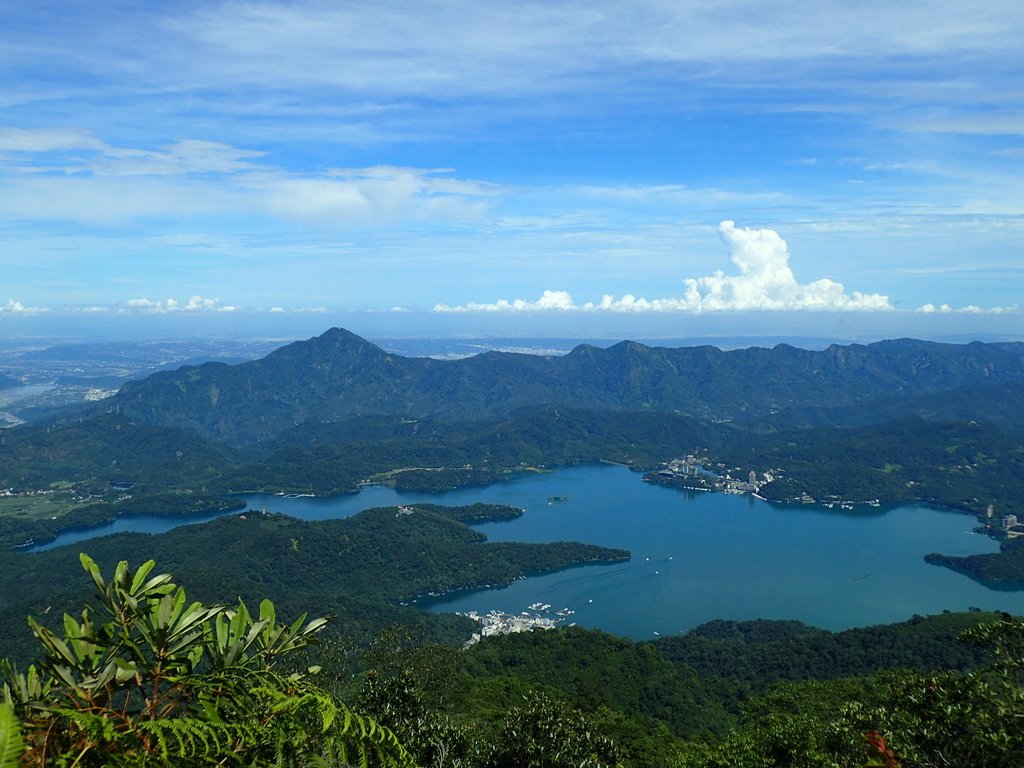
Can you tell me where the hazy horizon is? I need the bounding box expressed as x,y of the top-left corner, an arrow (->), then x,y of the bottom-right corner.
1,310 -> 1022,349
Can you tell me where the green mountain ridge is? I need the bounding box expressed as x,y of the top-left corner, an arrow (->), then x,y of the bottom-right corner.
102,328 -> 1024,446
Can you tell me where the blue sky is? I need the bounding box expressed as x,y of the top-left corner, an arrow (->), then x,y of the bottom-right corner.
1,1 -> 1022,340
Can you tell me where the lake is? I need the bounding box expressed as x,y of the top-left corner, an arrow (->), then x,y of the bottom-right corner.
31,464 -> 1024,638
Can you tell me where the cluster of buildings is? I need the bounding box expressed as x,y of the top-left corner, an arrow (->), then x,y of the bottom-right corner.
654,455 -> 715,491
662,456 -> 701,477
459,605 -> 572,647
724,469 -> 768,495
654,456 -> 774,497
83,387 -> 118,402
988,505 -> 1024,537
0,487 -> 54,497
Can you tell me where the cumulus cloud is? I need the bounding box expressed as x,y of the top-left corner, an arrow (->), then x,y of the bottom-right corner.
120,298 -> 165,314
435,222 -> 894,314
267,305 -> 328,314
435,290 -> 576,313
113,299 -> 336,315
918,302 -> 1018,314
118,295 -> 239,314
0,299 -> 47,314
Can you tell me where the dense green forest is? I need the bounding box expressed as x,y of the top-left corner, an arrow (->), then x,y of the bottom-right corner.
766,380 -> 1024,435
0,504 -> 627,664
5,405 -> 1024,582
652,612 -> 996,709
217,407 -> 716,495
4,555 -> 1022,766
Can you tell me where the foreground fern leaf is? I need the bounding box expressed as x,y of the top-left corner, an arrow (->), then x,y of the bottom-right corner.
0,703 -> 25,768
2,556 -> 415,768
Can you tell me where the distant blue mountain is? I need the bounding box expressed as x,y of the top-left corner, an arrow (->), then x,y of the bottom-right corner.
104,327 -> 1024,446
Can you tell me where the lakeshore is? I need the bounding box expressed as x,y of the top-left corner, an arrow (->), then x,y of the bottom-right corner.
20,463 -> 1024,638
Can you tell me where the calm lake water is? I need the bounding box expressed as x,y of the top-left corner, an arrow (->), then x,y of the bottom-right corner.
31,464 -> 1024,638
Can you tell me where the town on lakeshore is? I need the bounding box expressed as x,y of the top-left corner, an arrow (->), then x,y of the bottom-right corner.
646,454 -> 1022,541
459,603 -> 576,647
649,454 -> 844,504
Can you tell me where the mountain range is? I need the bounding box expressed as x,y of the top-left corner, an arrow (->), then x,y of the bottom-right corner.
3,327 -> 1024,590
105,327 -> 1024,446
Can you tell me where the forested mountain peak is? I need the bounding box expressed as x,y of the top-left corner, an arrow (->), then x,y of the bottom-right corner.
267,326 -> 396,365
101,329 -> 1024,446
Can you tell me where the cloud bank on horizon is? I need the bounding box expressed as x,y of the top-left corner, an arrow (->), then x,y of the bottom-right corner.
436,221 -> 896,314
118,296 -> 239,314
5,223 -> 1014,320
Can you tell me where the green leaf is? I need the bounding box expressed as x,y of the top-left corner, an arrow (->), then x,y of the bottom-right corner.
112,560 -> 129,590
0,703 -> 25,768
79,553 -> 105,593
129,559 -> 157,594
10,558 -> 417,768
112,658 -> 139,685
259,599 -> 276,634
29,618 -> 77,667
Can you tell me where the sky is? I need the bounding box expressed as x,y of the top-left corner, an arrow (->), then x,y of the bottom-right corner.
1,1 -> 1023,341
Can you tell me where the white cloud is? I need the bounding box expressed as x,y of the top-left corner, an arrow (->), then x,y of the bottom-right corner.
88,139 -> 267,177
255,166 -> 497,226
118,295 -> 239,314
112,299 -> 335,315
120,298 -> 167,314
167,2 -> 1022,100
263,305 -> 328,314
182,295 -> 238,312
0,129 -> 265,176
0,126 -> 107,153
435,222 -> 894,313
435,290 -> 577,313
0,299 -> 47,314
7,2 -> 1017,155
918,302 -> 1018,315
577,184 -> 788,206
902,114 -> 1024,137
0,134 -> 500,227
